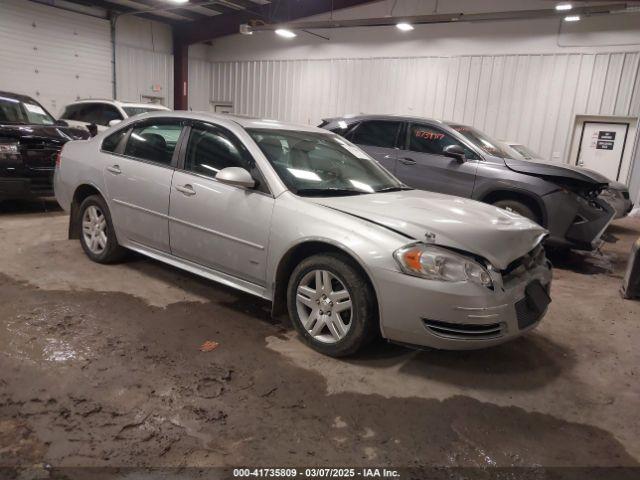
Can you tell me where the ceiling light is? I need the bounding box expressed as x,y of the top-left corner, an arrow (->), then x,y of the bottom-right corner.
275,29 -> 297,38
564,15 -> 580,22
396,22 -> 414,31
169,0 -> 190,3
555,3 -> 572,10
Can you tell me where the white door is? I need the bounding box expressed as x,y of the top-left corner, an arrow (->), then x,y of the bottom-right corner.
577,122 -> 629,181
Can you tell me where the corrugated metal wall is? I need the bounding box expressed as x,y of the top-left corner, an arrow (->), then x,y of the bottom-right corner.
209,52 -> 640,166
115,44 -> 173,108
0,0 -> 112,115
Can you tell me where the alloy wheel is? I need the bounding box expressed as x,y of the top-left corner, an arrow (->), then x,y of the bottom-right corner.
82,205 -> 107,255
295,269 -> 353,343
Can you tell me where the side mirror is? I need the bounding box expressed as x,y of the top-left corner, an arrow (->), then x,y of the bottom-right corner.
443,144 -> 466,162
55,119 -> 69,127
215,167 -> 255,189
108,119 -> 122,127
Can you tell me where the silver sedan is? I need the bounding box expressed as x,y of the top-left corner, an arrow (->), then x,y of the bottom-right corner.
54,112 -> 552,357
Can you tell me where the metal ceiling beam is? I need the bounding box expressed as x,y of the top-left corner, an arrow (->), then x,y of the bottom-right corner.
248,2 -> 631,31
173,0 -> 377,45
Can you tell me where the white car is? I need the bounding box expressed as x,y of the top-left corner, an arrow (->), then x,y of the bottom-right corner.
59,99 -> 170,134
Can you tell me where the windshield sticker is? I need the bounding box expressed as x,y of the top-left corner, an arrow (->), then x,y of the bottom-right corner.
415,130 -> 444,140
24,103 -> 47,115
452,126 -> 470,132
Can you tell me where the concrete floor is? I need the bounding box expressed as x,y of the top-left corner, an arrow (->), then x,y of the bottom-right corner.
1,199 -> 639,475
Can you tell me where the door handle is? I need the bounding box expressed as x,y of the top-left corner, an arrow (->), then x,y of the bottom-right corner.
399,157 -> 416,166
107,165 -> 121,175
175,184 -> 196,196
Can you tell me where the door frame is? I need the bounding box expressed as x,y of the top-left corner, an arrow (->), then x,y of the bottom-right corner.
568,114 -> 638,184
575,120 -> 630,181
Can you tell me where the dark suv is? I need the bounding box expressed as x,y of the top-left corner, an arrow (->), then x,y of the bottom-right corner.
321,115 -> 614,251
0,91 -> 89,200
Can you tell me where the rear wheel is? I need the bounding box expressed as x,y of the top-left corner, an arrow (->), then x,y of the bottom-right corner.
287,253 -> 377,357
492,199 -> 539,224
79,195 -> 126,263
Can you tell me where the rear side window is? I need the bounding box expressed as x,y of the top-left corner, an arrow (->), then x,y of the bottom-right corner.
409,124 -> 479,160
124,122 -> 183,166
350,121 -> 401,148
95,105 -> 123,126
61,104 -> 85,121
101,128 -> 128,153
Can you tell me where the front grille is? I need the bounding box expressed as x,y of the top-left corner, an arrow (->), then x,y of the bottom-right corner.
19,139 -> 62,170
422,319 -> 504,340
515,282 -> 550,330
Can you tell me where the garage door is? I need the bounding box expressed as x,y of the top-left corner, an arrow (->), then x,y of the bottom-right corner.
0,0 -> 112,117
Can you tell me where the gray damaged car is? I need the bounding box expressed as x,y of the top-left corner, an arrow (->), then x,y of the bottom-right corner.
321,115 -> 615,251
55,112 -> 551,357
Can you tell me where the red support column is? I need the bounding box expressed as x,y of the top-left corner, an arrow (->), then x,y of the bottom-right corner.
173,35 -> 189,110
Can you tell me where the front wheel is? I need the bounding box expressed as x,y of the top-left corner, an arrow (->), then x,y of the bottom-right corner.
287,253 -> 377,357
78,195 -> 126,264
492,199 -> 539,224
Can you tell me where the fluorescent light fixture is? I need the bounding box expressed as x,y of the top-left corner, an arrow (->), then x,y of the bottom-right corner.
564,15 -> 580,21
396,22 -> 414,31
555,3 -> 572,10
169,0 -> 190,4
275,29 -> 297,38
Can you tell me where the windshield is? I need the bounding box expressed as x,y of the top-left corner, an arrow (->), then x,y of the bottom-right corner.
123,106 -> 167,117
448,124 -> 514,159
0,95 -> 56,125
247,129 -> 407,196
509,143 -> 541,160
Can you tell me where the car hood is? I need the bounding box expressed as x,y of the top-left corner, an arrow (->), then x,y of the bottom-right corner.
307,190 -> 547,270
504,158 -> 610,186
0,123 -> 90,144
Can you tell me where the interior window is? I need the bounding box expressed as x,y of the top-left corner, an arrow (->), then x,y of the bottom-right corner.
102,128 -> 128,153
409,124 -> 479,160
124,122 -> 182,165
350,121 -> 401,148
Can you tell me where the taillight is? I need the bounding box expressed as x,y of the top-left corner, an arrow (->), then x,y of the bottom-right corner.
55,150 -> 62,167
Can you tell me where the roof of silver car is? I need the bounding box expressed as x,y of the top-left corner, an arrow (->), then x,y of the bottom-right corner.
135,110 -> 325,133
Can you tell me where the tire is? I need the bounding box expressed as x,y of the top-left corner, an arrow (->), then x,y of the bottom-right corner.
287,253 -> 377,357
78,195 -> 127,264
492,199 -> 539,224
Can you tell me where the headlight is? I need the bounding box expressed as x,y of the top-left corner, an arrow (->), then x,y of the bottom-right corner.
0,141 -> 19,157
393,243 -> 493,288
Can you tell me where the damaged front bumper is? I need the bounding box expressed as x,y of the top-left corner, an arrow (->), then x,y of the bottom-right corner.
543,190 -> 615,250
374,246 -> 553,350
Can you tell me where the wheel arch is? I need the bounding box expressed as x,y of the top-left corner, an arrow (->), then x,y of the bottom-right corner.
271,240 -> 380,331
68,183 -> 107,239
479,188 -> 547,227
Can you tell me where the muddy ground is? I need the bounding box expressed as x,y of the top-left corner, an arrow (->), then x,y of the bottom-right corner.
0,199 -> 639,479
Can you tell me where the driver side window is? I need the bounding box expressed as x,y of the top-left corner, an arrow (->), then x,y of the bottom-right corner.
408,124 -> 479,160
185,124 -> 268,193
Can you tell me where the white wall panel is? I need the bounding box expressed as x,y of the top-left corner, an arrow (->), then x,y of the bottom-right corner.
210,51 -> 640,168
115,44 -> 173,108
0,0 -> 111,115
